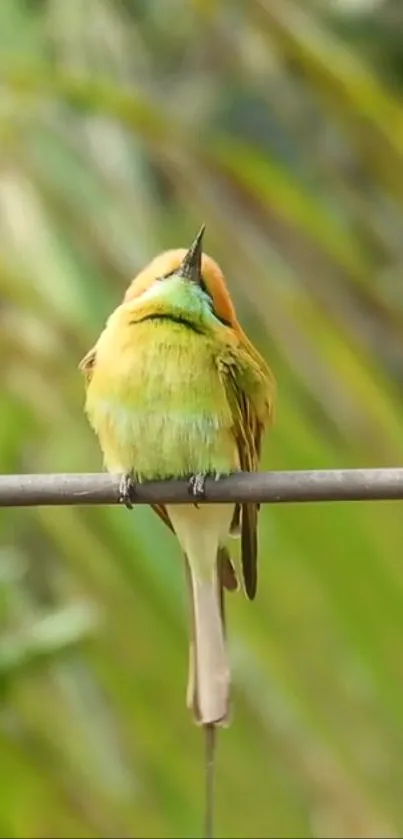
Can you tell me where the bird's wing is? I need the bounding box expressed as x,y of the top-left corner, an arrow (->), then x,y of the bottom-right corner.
79,346 -> 97,384
218,333 -> 275,600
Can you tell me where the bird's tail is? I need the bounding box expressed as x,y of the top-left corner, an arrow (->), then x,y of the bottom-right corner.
168,505 -> 233,726
185,548 -> 230,725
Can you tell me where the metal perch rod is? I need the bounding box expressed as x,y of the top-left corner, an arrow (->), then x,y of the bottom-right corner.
0,468 -> 403,507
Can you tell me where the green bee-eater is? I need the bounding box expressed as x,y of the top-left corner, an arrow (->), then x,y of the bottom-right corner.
80,226 -> 275,727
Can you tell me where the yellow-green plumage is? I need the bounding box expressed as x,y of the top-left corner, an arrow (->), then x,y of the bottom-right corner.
85,292 -> 239,480
81,231 -> 275,726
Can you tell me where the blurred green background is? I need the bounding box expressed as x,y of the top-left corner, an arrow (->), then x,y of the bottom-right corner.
1,0 -> 403,836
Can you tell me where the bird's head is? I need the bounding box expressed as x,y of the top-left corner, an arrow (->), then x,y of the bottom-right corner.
123,226 -> 238,329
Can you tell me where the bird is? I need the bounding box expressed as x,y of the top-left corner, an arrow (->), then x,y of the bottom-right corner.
79,226 -> 275,728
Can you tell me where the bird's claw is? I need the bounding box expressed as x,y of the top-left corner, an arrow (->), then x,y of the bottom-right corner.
119,473 -> 137,510
188,473 -> 207,508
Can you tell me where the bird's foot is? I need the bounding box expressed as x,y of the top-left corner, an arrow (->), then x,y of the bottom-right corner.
118,472 -> 137,510
188,473 -> 208,509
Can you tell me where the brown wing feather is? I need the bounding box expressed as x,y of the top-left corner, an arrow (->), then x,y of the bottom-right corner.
152,503 -> 174,531
219,342 -> 274,601
235,387 -> 262,599
79,346 -> 97,384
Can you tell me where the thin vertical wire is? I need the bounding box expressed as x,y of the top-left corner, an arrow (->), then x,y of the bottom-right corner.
204,723 -> 216,839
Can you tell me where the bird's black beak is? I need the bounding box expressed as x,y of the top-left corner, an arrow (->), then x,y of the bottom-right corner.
178,224 -> 205,284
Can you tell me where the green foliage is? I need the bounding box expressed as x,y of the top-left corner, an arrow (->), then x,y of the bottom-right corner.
1,0 -> 403,836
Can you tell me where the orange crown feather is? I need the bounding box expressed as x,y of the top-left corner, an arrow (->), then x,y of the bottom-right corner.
123,249 -> 240,332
